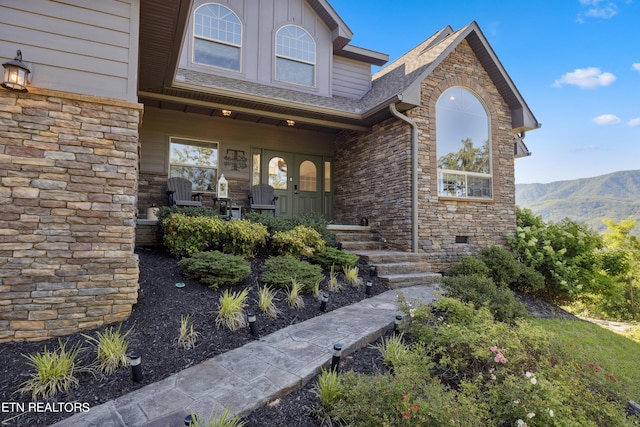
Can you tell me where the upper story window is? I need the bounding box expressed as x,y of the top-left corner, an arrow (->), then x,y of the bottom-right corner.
193,4 -> 242,71
275,25 -> 315,87
436,87 -> 492,199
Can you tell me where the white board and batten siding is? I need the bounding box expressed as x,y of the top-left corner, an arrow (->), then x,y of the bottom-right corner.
332,56 -> 371,99
0,0 -> 140,102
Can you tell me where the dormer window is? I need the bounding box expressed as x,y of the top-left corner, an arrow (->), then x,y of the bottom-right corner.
193,4 -> 242,71
275,25 -> 315,87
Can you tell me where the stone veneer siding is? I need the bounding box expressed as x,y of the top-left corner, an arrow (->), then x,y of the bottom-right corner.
334,40 -> 517,271
0,88 -> 142,342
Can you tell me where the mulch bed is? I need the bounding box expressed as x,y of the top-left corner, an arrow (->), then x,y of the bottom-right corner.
0,247 -> 574,427
0,246 -> 387,427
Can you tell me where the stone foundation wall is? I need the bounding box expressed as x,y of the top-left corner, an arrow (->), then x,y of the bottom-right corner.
0,88 -> 142,342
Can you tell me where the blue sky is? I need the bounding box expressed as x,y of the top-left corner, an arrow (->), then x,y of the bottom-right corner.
329,0 -> 640,184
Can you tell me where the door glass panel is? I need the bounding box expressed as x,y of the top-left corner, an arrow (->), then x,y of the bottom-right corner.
324,161 -> 331,192
299,160 -> 316,192
252,153 -> 261,185
268,157 -> 287,189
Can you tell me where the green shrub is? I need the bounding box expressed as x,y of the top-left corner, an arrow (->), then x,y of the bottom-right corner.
478,246 -> 523,287
179,251 -> 251,289
312,247 -> 359,270
257,286 -> 280,318
187,406 -> 245,427
19,340 -> 83,399
244,212 -> 337,247
446,256 -> 489,277
163,214 -> 225,258
261,256 -> 324,292
157,205 -> 218,223
342,265 -> 361,287
221,219 -> 268,257
271,225 -> 326,258
442,275 -> 528,324
313,368 -> 344,411
509,207 -> 605,302
286,278 -> 305,309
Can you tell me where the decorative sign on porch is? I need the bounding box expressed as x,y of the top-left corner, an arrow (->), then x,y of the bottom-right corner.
217,174 -> 228,198
223,149 -> 247,171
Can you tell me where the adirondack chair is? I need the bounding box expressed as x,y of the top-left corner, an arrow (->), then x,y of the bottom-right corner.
166,177 -> 203,207
249,184 -> 278,216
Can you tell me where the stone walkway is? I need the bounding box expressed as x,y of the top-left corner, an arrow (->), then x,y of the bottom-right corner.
51,284 -> 440,427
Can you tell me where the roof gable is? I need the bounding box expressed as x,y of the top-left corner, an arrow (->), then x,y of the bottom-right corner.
369,22 -> 539,133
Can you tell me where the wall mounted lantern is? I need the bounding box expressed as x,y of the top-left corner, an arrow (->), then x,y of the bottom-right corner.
222,109 -> 232,117
2,50 -> 30,92
286,119 -> 295,127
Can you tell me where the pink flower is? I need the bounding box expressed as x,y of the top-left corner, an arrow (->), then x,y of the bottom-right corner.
494,352 -> 508,363
413,404 -> 420,410
489,346 -> 498,353
403,413 -> 409,419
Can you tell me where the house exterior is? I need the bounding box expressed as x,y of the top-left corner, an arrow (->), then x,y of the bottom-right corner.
0,0 -> 538,341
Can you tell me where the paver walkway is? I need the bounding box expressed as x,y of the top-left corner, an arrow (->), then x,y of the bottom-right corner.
51,284 -> 440,427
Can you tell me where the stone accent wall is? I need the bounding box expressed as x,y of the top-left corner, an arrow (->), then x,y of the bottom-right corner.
334,119 -> 413,251
334,40 -> 516,271
0,88 -> 143,342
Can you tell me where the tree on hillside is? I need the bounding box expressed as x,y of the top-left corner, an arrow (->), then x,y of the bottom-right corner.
602,217 -> 640,317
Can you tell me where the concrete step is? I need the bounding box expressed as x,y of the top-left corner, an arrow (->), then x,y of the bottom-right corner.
340,241 -> 386,251
374,261 -> 432,275
327,224 -> 371,232
380,272 -> 443,289
333,232 -> 379,242
354,250 -> 428,264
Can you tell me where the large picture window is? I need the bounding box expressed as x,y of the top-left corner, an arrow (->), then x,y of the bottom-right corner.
436,87 -> 492,199
275,25 -> 315,87
193,3 -> 242,71
169,138 -> 219,192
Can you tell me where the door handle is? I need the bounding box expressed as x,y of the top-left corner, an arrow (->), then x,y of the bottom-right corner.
294,184 -> 299,195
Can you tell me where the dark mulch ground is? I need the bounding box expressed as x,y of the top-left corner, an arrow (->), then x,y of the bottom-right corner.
0,247 -> 388,427
0,247 -> 573,427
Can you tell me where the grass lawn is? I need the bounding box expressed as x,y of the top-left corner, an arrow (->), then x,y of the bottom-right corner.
532,317 -> 640,402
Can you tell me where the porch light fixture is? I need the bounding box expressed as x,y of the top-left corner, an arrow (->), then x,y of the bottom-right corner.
286,119 -> 295,127
2,50 -> 30,92
221,109 -> 232,117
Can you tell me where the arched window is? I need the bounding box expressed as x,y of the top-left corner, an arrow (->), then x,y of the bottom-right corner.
193,4 -> 242,71
275,25 -> 315,86
436,87 -> 492,198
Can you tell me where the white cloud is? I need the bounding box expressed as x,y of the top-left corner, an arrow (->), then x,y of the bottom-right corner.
633,63 -> 640,73
577,0 -> 618,22
628,118 -> 640,127
592,114 -> 621,125
553,67 -> 616,89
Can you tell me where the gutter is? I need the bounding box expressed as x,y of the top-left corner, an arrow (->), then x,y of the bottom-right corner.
389,102 -> 419,253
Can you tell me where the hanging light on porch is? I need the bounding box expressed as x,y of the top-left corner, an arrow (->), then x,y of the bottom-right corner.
2,50 -> 30,92
286,119 -> 295,127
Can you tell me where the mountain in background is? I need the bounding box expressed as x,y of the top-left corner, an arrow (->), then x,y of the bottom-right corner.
515,170 -> 640,233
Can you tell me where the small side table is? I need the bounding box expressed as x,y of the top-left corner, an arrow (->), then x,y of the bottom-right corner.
214,197 -> 232,220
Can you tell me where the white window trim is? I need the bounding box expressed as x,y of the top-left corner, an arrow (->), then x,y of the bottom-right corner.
436,87 -> 493,200
192,3 -> 243,72
274,24 -> 316,88
168,137 -> 220,194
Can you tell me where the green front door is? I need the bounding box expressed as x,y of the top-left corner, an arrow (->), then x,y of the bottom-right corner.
262,151 -> 324,217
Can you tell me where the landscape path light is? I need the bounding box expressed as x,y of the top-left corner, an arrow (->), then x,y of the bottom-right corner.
365,280 -> 372,295
248,311 -> 259,338
331,343 -> 342,372
320,292 -> 329,312
128,351 -> 143,383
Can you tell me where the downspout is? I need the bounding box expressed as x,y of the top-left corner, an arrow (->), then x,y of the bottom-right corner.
389,102 -> 419,253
